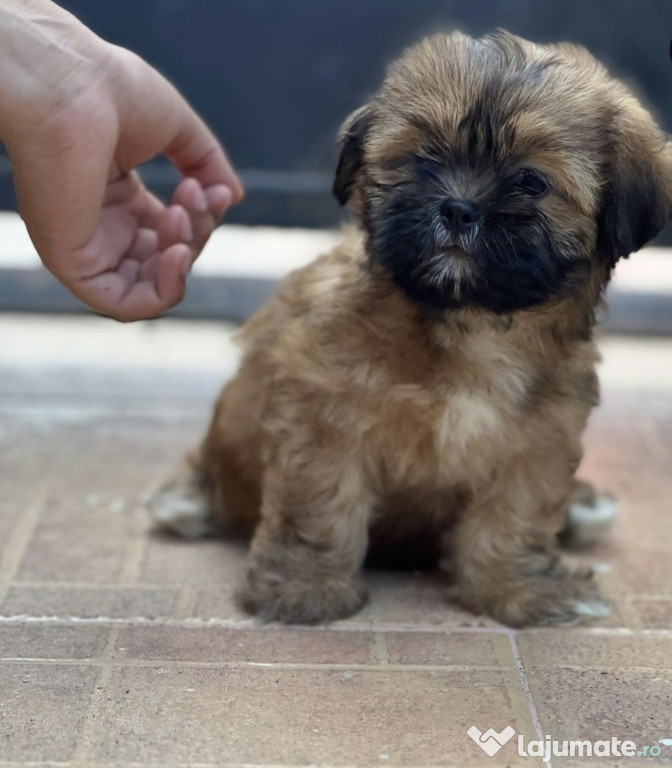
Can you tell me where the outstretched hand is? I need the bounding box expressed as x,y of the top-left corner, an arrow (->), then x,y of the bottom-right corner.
1,2 -> 243,321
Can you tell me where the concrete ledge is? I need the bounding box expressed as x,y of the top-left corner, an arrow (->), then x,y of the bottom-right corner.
0,212 -> 670,334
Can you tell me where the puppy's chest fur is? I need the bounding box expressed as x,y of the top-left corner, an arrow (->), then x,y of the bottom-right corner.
252,240 -> 597,499
365,329 -> 534,488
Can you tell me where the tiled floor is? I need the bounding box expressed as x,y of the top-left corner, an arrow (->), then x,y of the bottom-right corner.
1,313 -> 672,767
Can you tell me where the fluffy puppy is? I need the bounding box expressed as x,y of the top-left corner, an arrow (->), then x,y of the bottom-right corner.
151,31 -> 672,627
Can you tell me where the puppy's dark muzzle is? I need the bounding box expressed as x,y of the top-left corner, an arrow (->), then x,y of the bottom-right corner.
440,199 -> 482,236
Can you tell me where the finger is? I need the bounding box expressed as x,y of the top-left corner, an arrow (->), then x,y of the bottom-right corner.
126,228 -> 159,262
116,257 -> 141,285
164,102 -> 244,203
156,205 -> 193,252
110,46 -> 243,202
136,189 -> 167,230
172,178 -> 218,255
156,243 -> 192,305
104,173 -> 167,231
170,177 -> 233,223
78,243 -> 191,322
137,252 -> 162,282
173,177 -> 209,214
204,184 -> 233,219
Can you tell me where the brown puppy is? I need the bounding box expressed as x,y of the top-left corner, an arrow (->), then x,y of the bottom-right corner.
151,31 -> 672,627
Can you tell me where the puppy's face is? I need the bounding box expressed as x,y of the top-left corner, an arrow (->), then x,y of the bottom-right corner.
334,32 -> 672,314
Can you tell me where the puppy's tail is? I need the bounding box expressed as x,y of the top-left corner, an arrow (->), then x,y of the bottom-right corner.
148,454 -> 217,540
558,479 -> 619,550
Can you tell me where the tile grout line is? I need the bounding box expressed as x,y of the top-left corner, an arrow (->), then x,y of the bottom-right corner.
1,655 -> 670,674
116,476 -> 157,585
5,581 -> 176,590
10,577 -> 670,602
0,763 -> 456,768
0,614 -> 506,631
507,629 -> 552,768
172,585 -> 199,621
0,613 -> 671,635
0,491 -> 47,603
0,657 -> 514,672
370,632 -> 389,665
69,625 -> 120,764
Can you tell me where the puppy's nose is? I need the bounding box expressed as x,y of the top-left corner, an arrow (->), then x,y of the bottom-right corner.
440,199 -> 481,234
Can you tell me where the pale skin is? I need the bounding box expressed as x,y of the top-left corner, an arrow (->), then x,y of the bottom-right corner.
0,0 -> 243,321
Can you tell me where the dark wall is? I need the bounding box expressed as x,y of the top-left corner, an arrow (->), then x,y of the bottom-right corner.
3,0 -> 672,237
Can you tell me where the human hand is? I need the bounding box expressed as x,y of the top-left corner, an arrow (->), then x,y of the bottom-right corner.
0,1 -> 243,321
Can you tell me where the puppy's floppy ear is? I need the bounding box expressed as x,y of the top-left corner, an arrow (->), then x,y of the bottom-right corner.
333,104 -> 373,206
598,98 -> 672,263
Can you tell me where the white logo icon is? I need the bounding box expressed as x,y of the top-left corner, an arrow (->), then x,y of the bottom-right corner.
467,725 -> 516,756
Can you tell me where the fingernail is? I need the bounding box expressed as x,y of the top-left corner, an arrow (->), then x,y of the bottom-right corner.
180,214 -> 194,242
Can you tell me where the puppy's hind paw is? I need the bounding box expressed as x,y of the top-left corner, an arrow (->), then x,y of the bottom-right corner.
148,482 -> 214,540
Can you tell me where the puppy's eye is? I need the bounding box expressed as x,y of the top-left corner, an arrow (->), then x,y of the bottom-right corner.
514,169 -> 549,197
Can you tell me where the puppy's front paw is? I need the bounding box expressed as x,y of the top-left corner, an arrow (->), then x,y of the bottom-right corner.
465,567 -> 610,628
237,568 -> 368,624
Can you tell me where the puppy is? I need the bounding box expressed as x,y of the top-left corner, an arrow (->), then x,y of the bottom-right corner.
151,31 -> 672,627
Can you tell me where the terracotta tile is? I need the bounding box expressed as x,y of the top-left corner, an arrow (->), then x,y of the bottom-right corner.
0,488 -> 40,543
189,567 -> 492,627
88,665 -> 535,766
385,630 -> 514,667
43,488 -> 153,525
0,489 -> 42,578
15,500 -> 146,584
609,549 -> 672,599
348,571 -> 499,629
547,554 -> 635,630
2,325 -> 671,767
519,632 -> 672,766
0,623 -> 109,660
0,416 -> 52,481
580,418 -> 653,481
114,626 -> 374,664
139,535 -> 246,586
517,631 -> 672,671
158,550 -> 493,628
603,480 -> 672,554
0,662 -> 100,762
0,586 -> 176,619
523,667 -> 672,767
631,599 -> 672,629
0,415 -> 159,493
190,585 -> 247,621
47,462 -> 154,503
